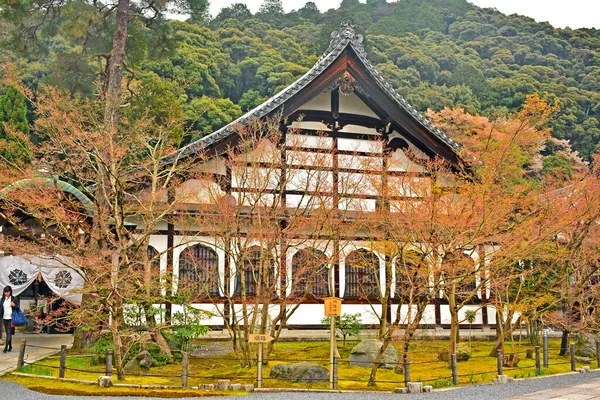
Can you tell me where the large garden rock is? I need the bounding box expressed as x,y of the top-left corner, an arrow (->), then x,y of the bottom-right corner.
348,339 -> 398,369
269,362 -> 328,382
575,334 -> 600,358
123,350 -> 153,374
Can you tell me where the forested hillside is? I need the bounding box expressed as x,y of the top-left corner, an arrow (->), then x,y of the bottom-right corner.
1,0 -> 599,160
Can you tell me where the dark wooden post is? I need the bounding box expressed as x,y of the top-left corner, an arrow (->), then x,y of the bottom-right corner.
596,341 -> 600,369
535,346 -> 541,375
403,357 -> 410,386
59,345 -> 67,378
105,349 -> 113,377
497,349 -> 503,376
570,343 -> 576,371
332,353 -> 339,390
451,354 -> 458,385
17,340 -> 26,369
182,352 -> 189,387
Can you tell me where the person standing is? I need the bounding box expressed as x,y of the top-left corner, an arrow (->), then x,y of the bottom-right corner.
0,286 -> 19,353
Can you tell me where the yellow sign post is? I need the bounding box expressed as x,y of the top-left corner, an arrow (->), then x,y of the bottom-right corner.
324,297 -> 342,389
324,297 -> 342,316
249,334 -> 274,388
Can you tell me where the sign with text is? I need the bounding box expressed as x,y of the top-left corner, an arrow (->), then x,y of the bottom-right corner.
248,333 -> 274,343
324,297 -> 342,316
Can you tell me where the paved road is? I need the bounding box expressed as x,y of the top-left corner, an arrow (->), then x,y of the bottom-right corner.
1,369 -> 599,399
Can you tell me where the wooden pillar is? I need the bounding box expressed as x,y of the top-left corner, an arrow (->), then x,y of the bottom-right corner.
434,297 -> 442,328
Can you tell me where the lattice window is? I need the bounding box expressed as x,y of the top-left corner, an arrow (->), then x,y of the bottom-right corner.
441,252 -> 477,301
178,244 -> 220,298
235,246 -> 274,297
344,249 -> 380,300
292,248 -> 330,299
395,251 -> 429,300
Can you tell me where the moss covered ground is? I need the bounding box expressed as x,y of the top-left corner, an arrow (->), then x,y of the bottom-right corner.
2,338 -> 591,396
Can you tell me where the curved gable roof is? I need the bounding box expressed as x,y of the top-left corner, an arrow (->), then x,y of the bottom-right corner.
163,22 -> 463,167
0,177 -> 95,217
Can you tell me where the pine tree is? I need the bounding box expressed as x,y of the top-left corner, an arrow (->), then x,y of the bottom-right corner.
0,86 -> 30,164
0,87 -> 29,137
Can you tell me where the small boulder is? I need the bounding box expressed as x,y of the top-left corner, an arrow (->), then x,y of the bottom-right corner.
349,339 -> 398,369
217,379 -> 231,391
575,356 -> 592,364
456,343 -> 471,361
438,344 -> 471,362
270,362 -> 329,383
123,350 -> 153,374
98,376 -> 113,388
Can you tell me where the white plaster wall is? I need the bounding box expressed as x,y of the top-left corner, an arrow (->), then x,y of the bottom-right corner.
342,304 -> 382,325
391,304 -> 437,325
171,303 -> 224,326
286,150 -> 334,168
338,93 -> 378,118
338,138 -> 383,153
287,304 -> 329,325
286,133 -> 333,149
338,154 -> 382,171
175,179 -> 224,204
439,305 -> 483,325
339,124 -> 379,135
231,303 -> 283,326
388,149 -> 426,173
299,91 -> 330,112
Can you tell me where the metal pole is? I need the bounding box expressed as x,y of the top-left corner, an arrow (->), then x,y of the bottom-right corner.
257,343 -> 263,389
59,345 -> 67,378
570,343 -> 576,371
451,354 -> 458,385
543,329 -> 549,368
404,357 -> 410,386
497,349 -> 503,376
106,349 -> 113,377
535,346 -> 541,375
330,316 -> 335,390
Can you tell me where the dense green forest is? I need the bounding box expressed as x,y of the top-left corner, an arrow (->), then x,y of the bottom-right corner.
1,0 -> 599,160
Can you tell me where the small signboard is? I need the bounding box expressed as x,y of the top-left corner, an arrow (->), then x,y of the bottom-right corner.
324,297 -> 342,316
248,333 -> 275,343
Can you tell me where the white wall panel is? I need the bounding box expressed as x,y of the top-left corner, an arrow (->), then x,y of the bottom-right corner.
338,138 -> 382,153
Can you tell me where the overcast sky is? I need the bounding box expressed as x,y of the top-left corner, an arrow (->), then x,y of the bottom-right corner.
208,0 -> 600,29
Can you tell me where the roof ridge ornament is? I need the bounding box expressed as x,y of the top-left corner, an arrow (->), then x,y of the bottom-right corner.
328,21 -> 364,53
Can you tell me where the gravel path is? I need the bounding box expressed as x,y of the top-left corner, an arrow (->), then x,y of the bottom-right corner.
1,370 -> 599,399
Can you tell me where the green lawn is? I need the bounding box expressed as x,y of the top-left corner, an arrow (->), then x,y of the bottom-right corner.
4,338 -> 594,395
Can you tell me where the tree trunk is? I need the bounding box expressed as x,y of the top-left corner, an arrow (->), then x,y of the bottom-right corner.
559,330 -> 569,356
104,0 -> 130,132
152,329 -> 172,357
448,291 -> 459,366
367,333 -> 392,387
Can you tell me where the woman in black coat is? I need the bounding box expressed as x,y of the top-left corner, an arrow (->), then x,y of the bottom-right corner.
0,286 -> 20,353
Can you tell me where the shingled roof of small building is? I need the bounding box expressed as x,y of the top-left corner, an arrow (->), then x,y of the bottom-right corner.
162,21 -> 462,166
